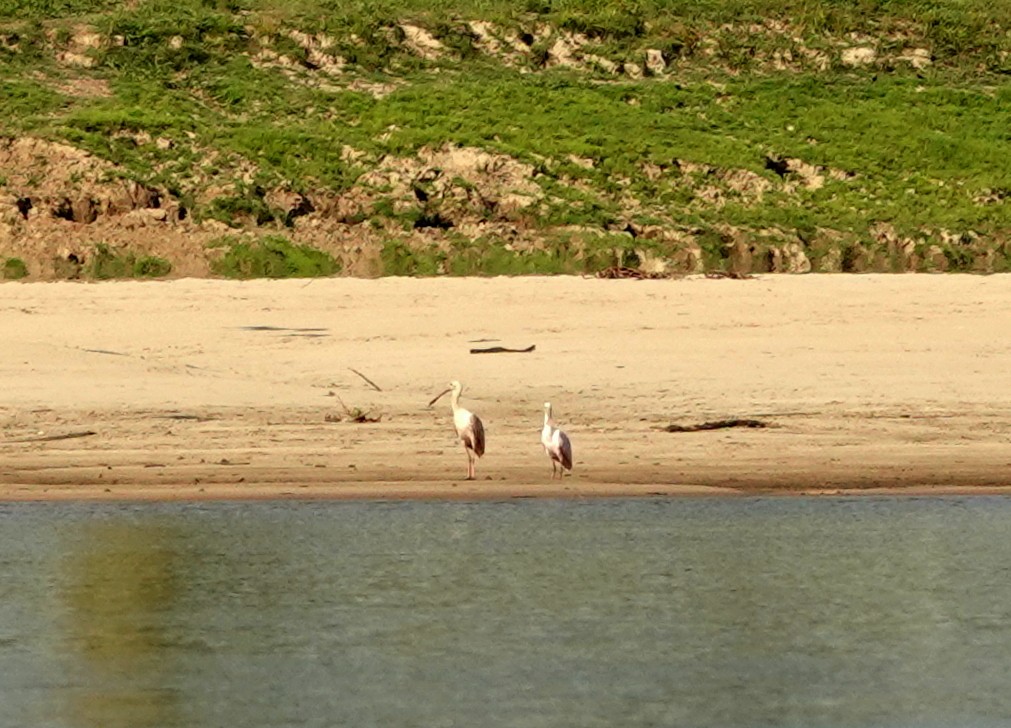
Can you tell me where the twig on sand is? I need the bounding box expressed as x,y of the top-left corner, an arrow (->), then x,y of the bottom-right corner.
82,348 -> 130,356
705,271 -> 756,280
595,267 -> 672,280
470,344 -> 536,354
159,413 -> 215,421
5,430 -> 97,443
349,367 -> 382,392
327,395 -> 381,423
658,419 -> 768,432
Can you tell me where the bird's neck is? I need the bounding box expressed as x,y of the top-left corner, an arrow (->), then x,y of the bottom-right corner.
451,389 -> 461,411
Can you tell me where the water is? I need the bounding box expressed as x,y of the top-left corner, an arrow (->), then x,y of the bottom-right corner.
2,496 -> 1011,728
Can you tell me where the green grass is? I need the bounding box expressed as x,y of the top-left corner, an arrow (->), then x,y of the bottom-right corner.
0,0 -> 1009,276
1,256 -> 28,279
211,235 -> 341,277
85,243 -> 172,279
0,79 -> 69,127
381,230 -> 651,276
41,67 -> 1007,237
0,0 -> 120,18
380,239 -> 446,276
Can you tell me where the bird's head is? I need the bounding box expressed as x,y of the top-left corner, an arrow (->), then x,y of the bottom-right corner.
428,381 -> 460,408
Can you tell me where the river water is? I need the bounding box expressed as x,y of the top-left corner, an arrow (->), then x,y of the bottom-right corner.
1,496 -> 1010,728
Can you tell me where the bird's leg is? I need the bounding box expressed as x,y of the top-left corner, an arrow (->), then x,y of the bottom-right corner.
466,449 -> 475,480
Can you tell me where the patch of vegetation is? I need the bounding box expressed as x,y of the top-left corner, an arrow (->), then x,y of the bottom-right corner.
696,228 -> 732,271
204,187 -> 277,227
0,0 -> 120,19
0,80 -> 68,127
381,231 -> 636,276
443,238 -> 568,276
98,4 -> 248,75
133,254 -> 173,277
0,0 -> 1009,277
380,239 -> 445,276
211,234 -> 340,278
1,256 -> 28,279
429,20 -> 480,60
85,243 -> 172,279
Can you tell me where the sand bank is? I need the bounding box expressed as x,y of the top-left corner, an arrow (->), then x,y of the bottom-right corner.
2,274 -> 1010,501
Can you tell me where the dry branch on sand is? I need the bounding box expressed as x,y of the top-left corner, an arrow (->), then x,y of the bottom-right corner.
3,430 -> 97,443
658,419 -> 768,432
595,267 -> 674,280
348,367 -> 382,392
325,395 -> 382,423
469,344 -> 536,354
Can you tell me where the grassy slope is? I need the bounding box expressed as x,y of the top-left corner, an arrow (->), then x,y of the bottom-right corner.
0,0 -> 1009,277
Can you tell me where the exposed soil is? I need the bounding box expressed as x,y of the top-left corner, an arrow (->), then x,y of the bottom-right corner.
1,134 -> 1003,281
0,15 -> 1004,279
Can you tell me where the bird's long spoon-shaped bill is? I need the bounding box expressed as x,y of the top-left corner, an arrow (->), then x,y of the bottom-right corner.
428,388 -> 452,407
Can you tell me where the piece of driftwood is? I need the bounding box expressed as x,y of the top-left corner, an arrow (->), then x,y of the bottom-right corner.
240,325 -> 328,332
326,411 -> 382,424
349,367 -> 382,392
5,430 -> 97,443
705,271 -> 755,280
595,266 -> 671,280
469,345 -> 536,354
326,395 -> 382,423
82,348 -> 130,356
238,325 -> 328,338
659,419 -> 768,432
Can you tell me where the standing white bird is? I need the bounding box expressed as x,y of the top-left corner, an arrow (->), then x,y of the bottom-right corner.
429,380 -> 485,480
541,402 -> 572,479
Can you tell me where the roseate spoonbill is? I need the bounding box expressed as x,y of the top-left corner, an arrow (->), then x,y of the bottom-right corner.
429,380 -> 485,480
541,402 -> 572,479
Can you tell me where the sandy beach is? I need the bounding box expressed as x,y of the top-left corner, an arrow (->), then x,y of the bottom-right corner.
1,273 -> 1010,501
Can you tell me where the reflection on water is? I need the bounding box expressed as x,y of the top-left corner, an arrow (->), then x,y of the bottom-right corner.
59,522 -> 183,728
2,497 -> 1011,727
